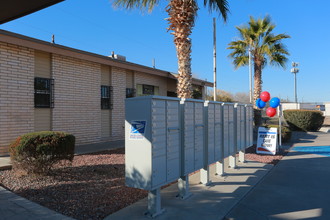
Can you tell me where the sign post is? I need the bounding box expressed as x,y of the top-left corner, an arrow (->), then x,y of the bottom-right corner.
257,127 -> 277,155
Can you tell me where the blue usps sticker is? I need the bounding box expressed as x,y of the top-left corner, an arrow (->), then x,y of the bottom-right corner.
129,120 -> 147,140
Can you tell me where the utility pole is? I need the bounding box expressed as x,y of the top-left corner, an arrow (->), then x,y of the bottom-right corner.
291,62 -> 299,103
213,17 -> 217,101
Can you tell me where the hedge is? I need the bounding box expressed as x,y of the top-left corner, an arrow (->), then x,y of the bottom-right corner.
267,125 -> 292,143
283,110 -> 324,132
9,131 -> 75,175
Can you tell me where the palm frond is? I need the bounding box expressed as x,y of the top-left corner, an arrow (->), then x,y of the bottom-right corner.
113,0 -> 159,12
228,15 -> 290,71
204,0 -> 229,22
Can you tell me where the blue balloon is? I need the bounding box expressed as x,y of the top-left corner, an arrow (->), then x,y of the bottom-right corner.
256,98 -> 266,108
269,97 -> 280,108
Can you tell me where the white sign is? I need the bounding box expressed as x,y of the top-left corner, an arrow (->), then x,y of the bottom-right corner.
257,127 -> 277,155
129,120 -> 147,140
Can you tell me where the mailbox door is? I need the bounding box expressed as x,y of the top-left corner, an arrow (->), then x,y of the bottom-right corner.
223,105 -> 229,158
214,104 -> 222,161
207,103 -> 215,164
240,106 -> 246,150
228,105 -> 235,155
183,102 -> 195,174
194,102 -> 204,170
236,106 -> 242,151
237,105 -> 245,151
247,106 -> 254,147
166,100 -> 180,181
151,100 -> 167,188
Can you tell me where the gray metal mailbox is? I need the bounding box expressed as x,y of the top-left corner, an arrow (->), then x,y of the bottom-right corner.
204,101 -> 223,165
125,96 -> 181,191
181,99 -> 205,175
222,103 -> 235,158
235,104 -> 246,151
245,105 -> 254,148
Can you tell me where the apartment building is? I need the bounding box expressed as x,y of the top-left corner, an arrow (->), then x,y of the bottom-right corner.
0,30 -> 212,155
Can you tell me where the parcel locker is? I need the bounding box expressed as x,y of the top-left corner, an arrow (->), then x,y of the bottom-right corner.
235,104 -> 246,151
125,96 -> 181,190
204,101 -> 223,165
182,99 -> 205,175
245,105 -> 254,148
223,103 -> 235,157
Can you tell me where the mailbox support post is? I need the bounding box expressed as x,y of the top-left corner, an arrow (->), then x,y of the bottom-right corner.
200,166 -> 211,185
238,151 -> 245,163
215,161 -> 224,176
229,155 -> 236,169
146,188 -> 165,218
178,176 -> 192,200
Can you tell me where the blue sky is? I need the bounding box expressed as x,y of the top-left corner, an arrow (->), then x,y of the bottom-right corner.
1,0 -> 329,102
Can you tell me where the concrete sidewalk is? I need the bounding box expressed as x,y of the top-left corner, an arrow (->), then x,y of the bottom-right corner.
225,131 -> 330,220
106,160 -> 273,220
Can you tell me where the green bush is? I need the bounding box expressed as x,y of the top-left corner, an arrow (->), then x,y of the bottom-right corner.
283,110 -> 324,132
9,131 -> 75,175
267,125 -> 292,143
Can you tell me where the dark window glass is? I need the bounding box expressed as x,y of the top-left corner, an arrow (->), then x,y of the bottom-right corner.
34,77 -> 54,108
126,88 -> 136,98
101,85 -> 113,109
167,91 -> 177,97
143,84 -> 154,95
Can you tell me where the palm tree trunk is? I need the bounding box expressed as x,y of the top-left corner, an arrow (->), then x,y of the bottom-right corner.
253,59 -> 263,126
253,60 -> 263,107
166,0 -> 198,99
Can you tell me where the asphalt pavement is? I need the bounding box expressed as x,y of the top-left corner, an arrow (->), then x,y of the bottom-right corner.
225,131 -> 330,220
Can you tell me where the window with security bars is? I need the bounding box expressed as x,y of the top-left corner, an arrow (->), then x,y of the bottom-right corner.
126,88 -> 136,98
34,77 -> 54,108
136,84 -> 159,96
101,85 -> 113,109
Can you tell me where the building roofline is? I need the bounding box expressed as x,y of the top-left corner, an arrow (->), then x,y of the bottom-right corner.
0,29 -> 213,87
0,0 -> 64,24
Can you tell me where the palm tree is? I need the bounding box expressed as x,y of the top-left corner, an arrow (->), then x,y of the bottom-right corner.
113,0 -> 229,98
228,16 -> 290,106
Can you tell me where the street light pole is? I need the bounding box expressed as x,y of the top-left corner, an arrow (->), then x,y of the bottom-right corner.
248,48 -> 252,103
213,17 -> 217,101
290,62 -> 299,104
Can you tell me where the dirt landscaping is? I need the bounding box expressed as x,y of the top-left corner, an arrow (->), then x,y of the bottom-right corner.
0,146 -> 287,220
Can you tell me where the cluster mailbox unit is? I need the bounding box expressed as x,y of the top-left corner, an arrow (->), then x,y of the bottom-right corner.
125,96 -> 253,217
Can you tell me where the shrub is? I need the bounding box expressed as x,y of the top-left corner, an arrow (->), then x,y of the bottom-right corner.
267,125 -> 292,143
283,110 -> 324,132
9,131 -> 75,175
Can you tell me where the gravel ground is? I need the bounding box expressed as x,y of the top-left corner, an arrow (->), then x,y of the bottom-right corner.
0,148 -> 147,220
245,145 -> 288,165
0,146 -> 287,220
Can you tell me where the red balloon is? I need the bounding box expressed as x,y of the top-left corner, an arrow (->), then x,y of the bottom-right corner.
260,91 -> 271,102
266,107 -> 277,117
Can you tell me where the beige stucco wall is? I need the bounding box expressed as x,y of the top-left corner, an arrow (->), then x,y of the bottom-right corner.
0,35 -> 207,155
135,71 -> 168,96
52,54 -> 102,145
111,67 -> 126,140
0,42 -> 34,155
